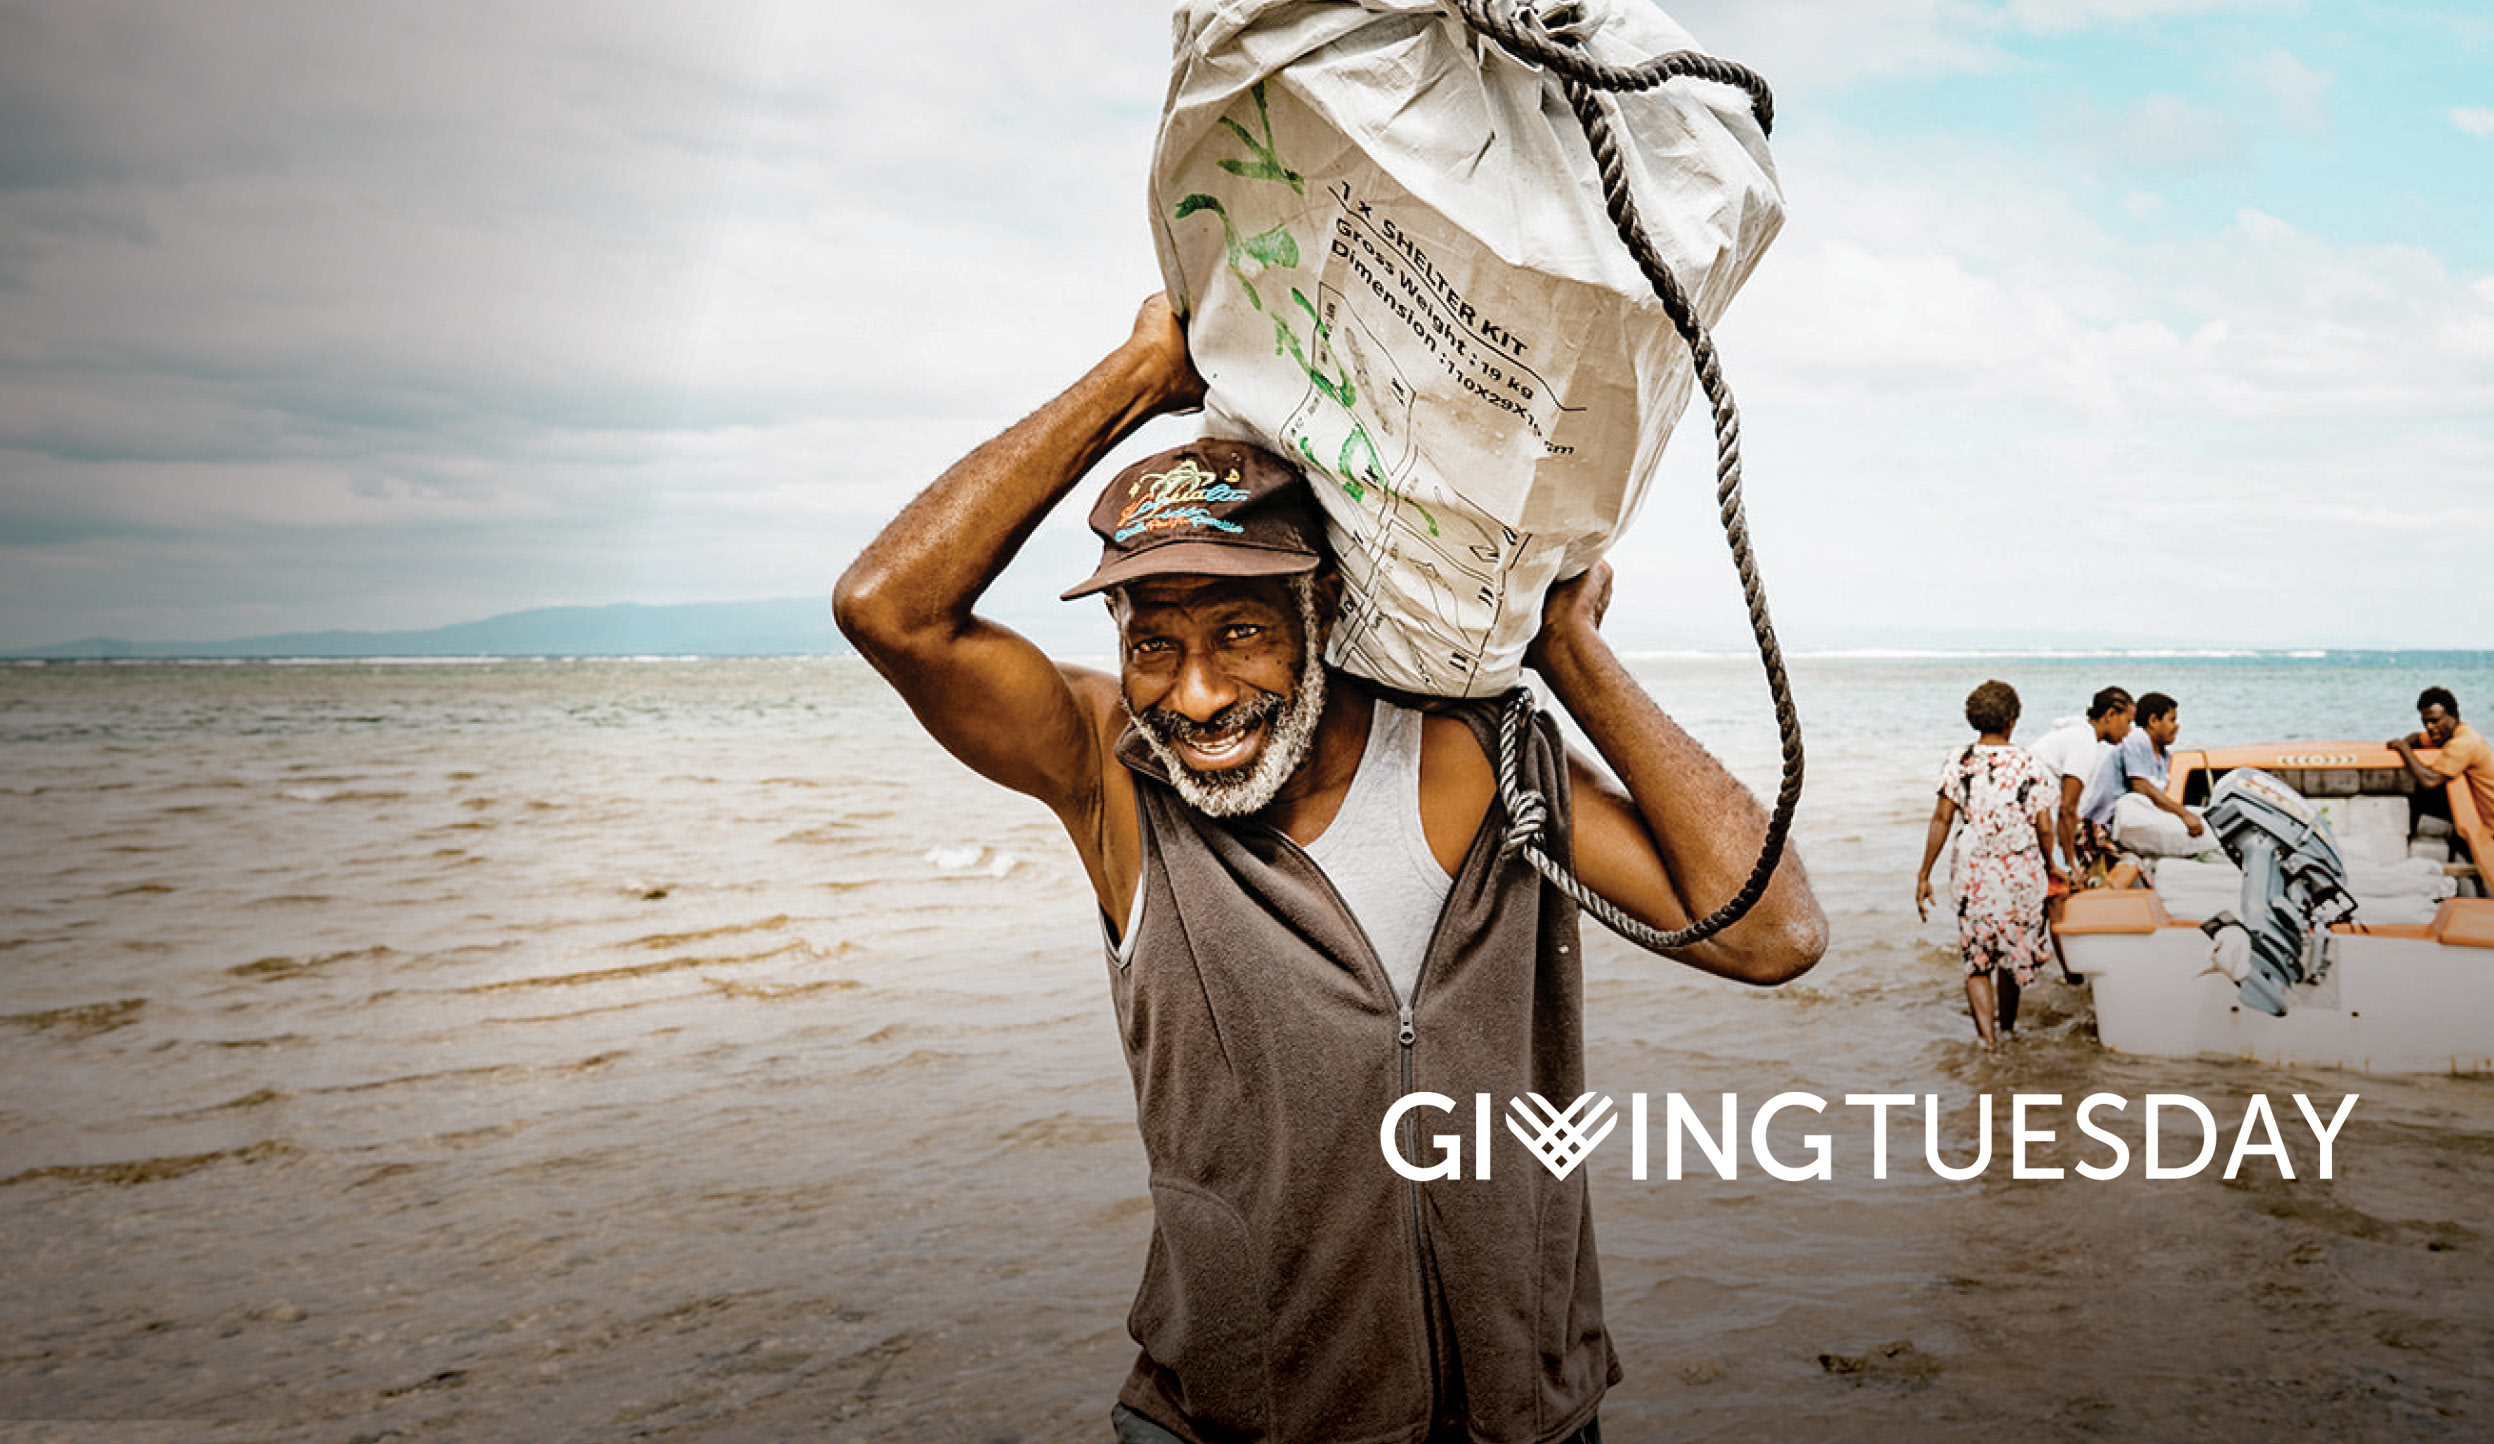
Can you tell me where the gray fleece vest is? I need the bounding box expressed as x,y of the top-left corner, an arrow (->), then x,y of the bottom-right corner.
1107,695 -> 1617,1444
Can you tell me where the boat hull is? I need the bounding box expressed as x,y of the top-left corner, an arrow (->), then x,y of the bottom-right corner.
2051,739 -> 2491,1074
2062,917 -> 2494,1074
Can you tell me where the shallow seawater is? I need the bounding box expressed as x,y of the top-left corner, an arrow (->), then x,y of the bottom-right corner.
2,653 -> 2489,1442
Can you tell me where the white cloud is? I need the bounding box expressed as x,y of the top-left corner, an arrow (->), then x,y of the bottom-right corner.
1670,0 -> 2301,90
2451,106 -> 2494,137
1614,118 -> 2494,650
1642,0 -> 2013,92
0,0 -> 1181,644
2001,0 -> 2296,36
2233,48 -> 2333,137
2039,90 -> 2248,174
1752,134 -> 2492,429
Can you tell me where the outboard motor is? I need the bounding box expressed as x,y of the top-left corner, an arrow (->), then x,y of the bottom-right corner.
2199,769 -> 2358,1016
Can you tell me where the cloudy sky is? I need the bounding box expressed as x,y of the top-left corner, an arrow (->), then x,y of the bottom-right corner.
2,0 -> 2488,652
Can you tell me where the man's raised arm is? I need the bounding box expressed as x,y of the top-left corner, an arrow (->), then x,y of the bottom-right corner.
1527,565 -> 1829,985
2387,733 -> 2454,791
832,297 -> 1205,817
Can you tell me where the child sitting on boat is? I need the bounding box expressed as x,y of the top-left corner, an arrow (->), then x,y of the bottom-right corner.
2078,691 -> 2217,863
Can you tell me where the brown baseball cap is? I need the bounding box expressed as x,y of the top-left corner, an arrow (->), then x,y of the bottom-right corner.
1060,439 -> 1328,600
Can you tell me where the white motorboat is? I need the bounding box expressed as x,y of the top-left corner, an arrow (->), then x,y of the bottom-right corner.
2055,741 -> 2493,1073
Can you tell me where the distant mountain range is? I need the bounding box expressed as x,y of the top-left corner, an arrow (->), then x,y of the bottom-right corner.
5,599 -> 851,660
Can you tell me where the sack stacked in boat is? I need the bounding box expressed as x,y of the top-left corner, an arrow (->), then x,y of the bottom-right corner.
2110,793 -> 2221,858
1151,0 -> 1783,697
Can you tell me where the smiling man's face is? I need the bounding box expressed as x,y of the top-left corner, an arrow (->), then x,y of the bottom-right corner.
1114,572 -> 1329,817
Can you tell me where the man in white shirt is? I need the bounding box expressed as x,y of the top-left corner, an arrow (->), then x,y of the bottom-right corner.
2029,687 -> 2133,882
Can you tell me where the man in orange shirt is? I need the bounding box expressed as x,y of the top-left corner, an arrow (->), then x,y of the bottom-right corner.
2389,686 -> 2494,850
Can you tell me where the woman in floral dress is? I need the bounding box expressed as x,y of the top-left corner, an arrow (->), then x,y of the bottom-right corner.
1915,680 -> 2063,1046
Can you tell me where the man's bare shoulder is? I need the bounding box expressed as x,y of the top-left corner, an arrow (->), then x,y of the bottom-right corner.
1058,661 -> 1138,783
1054,660 -> 1145,918
1061,660 -> 1123,710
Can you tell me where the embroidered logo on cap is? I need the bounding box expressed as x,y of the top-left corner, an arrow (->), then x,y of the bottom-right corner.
1113,458 -> 1250,543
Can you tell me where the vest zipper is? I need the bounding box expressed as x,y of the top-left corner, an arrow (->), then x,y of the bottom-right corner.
1386,711 -> 1523,1438
1260,822 -> 1445,1422
1398,997 -> 1442,1424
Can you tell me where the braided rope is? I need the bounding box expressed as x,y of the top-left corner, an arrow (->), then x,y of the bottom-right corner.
1458,0 -> 1803,952
1448,0 -> 1774,134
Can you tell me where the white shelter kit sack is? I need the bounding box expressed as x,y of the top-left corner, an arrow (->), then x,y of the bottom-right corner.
1150,0 -> 1784,697
2112,792 -> 2220,859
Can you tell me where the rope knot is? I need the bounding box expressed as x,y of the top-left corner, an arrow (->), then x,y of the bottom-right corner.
1500,788 -> 1550,858
1516,0 -> 1596,47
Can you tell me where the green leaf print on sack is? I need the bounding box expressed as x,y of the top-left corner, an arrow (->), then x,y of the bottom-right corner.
1172,194 -> 1299,314
1272,288 -> 1353,411
1176,80 -> 1436,538
1214,83 -> 1305,195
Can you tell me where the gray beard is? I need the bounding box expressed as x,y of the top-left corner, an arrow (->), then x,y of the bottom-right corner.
1125,580 -> 1330,819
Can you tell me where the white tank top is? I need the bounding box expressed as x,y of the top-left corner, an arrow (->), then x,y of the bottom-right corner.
1304,699 -> 1455,1006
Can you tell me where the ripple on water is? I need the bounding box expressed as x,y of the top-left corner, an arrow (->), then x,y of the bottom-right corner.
1,998 -> 146,1039
623,914 -> 794,949
458,941 -> 810,995
705,977 -> 860,1001
2,1139 -> 298,1189
227,945 -> 397,980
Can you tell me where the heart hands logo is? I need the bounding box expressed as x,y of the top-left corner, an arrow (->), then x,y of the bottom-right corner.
1504,1092 -> 1617,1179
